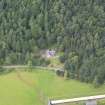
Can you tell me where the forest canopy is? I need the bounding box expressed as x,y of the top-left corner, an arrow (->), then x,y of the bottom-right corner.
0,0 -> 105,85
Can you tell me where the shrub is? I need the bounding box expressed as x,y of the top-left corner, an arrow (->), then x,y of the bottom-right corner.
59,55 -> 66,63
0,66 -> 4,73
93,77 -> 100,88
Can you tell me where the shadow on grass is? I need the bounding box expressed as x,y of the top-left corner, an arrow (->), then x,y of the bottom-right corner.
0,67 -> 14,75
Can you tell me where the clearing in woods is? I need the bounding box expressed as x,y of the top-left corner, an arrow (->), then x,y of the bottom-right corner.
0,69 -> 105,105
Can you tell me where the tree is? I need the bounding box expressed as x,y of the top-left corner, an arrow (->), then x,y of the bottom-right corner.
27,60 -> 33,72
0,0 -> 105,86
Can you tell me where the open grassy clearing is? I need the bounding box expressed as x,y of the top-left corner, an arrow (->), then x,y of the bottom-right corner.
0,70 -> 105,105
0,71 -> 42,105
35,70 -> 105,99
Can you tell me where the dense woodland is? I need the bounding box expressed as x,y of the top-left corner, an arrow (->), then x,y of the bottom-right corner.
0,0 -> 105,86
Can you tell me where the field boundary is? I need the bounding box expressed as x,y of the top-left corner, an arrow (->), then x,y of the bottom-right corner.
2,65 -> 60,71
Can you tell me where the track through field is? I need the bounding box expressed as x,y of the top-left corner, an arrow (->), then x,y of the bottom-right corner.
15,70 -> 48,105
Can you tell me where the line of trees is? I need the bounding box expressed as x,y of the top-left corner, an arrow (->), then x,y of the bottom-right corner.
0,0 -> 105,86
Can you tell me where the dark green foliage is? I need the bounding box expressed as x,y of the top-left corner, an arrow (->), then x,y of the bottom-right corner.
65,49 -> 105,85
56,70 -> 65,77
59,54 -> 67,63
0,66 -> 4,73
0,0 -> 105,85
39,58 -> 50,66
0,66 -> 12,75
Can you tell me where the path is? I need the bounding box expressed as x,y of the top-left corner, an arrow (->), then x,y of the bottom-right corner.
15,69 -> 48,105
2,65 -> 61,71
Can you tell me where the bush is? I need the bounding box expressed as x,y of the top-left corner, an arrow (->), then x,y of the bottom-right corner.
93,77 -> 100,88
0,67 -> 12,75
59,55 -> 66,63
0,66 -> 4,73
56,69 -> 65,77
40,58 -> 50,66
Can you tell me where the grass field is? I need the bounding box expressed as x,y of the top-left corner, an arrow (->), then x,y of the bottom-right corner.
0,70 -> 105,105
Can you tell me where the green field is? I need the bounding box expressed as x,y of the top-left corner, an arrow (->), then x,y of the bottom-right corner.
0,70 -> 105,105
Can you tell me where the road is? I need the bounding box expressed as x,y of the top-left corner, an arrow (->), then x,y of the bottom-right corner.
2,65 -> 61,71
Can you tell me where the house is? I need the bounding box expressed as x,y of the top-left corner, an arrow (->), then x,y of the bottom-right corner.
41,49 -> 56,58
46,50 -> 56,58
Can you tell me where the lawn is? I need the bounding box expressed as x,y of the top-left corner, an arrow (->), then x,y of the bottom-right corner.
0,71 -> 42,105
0,70 -> 105,105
